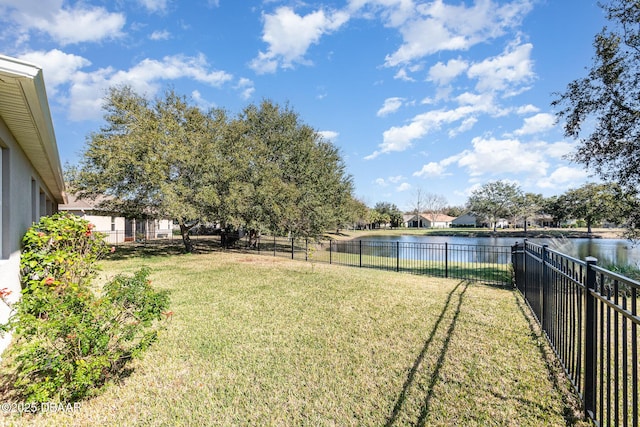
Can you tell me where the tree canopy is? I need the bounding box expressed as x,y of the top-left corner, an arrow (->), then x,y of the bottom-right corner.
72,86 -> 354,252
560,182 -> 623,234
467,181 -> 523,231
373,202 -> 403,228
553,0 -> 640,189
515,193 -> 545,232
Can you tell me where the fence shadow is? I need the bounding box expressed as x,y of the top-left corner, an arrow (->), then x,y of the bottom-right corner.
107,239 -> 223,260
511,291 -> 587,426
385,280 -> 470,426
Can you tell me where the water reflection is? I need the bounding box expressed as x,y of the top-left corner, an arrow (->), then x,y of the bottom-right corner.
349,235 -> 640,267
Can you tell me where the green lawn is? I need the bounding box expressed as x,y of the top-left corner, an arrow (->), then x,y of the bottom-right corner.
3,251 -> 586,426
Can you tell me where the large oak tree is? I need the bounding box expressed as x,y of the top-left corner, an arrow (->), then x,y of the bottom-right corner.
72,87 -> 354,252
73,87 -> 225,252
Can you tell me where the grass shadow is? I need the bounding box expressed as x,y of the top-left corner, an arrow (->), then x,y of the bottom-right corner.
385,280 -> 470,426
107,238 -> 224,261
511,291 -> 589,426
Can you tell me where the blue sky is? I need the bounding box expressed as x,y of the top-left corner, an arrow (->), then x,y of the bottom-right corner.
0,0 -> 607,210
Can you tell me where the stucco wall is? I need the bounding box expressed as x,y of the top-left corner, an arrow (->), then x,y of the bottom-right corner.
66,212 -> 127,243
0,117 -> 58,356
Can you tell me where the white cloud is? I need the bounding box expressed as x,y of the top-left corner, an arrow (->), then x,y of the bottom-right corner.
455,136 -> 548,177
139,0 -> 169,13
250,6 -> 349,73
448,116 -> 477,137
415,137 -> 580,187
514,112 -> 556,135
467,41 -> 535,94
114,54 -> 233,88
23,50 -> 235,121
23,5 -> 126,45
515,104 -> 540,115
366,101 -> 494,158
348,0 -> 415,27
191,90 -> 215,110
367,41 -> 537,159
394,68 -> 415,82
19,49 -> 90,94
375,175 -> 405,187
384,0 -> 533,66
396,182 -> 412,192
235,77 -> 255,100
413,162 -> 447,177
544,140 -> 575,158
427,58 -> 468,85
319,130 -> 339,141
537,166 -> 590,189
1,1 -> 126,46
377,97 -> 404,117
150,30 -> 171,41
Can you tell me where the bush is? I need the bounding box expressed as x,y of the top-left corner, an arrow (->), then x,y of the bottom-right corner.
0,213 -> 169,403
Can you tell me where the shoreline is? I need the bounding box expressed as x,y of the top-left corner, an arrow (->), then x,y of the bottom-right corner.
329,228 -> 626,241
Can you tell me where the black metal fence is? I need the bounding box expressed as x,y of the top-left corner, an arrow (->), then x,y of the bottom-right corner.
102,230 -> 512,284
512,240 -> 639,426
254,236 -> 512,285
104,229 -> 639,423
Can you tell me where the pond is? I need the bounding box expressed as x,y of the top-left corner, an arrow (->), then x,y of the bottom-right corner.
352,234 -> 640,267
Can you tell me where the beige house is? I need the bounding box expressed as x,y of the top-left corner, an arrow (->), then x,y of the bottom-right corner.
0,55 -> 66,355
60,194 -> 174,244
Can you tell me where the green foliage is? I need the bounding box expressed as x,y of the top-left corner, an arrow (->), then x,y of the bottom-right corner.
467,181 -> 523,231
73,87 -> 226,252
373,202 -> 403,228
553,0 -> 640,190
1,213 -> 169,403
553,1 -> 640,239
220,100 -> 354,238
559,183 -> 620,233
72,88 -> 356,251
20,212 -> 107,292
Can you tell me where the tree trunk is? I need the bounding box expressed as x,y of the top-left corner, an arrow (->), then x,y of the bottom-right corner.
248,229 -> 260,248
179,223 -> 194,253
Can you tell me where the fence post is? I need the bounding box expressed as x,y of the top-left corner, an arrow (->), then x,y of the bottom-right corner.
330,240 -> 333,264
541,244 -> 548,330
523,239 -> 528,298
584,256 -> 598,420
273,236 -> 276,257
514,241 -> 524,289
396,241 -> 399,272
291,238 -> 294,260
305,239 -> 308,261
445,242 -> 449,279
359,240 -> 362,268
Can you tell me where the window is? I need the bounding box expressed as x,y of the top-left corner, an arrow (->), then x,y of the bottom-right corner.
31,179 -> 37,223
111,216 -> 116,232
39,190 -> 46,218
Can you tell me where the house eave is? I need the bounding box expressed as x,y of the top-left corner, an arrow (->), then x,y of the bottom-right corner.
0,55 -> 66,204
